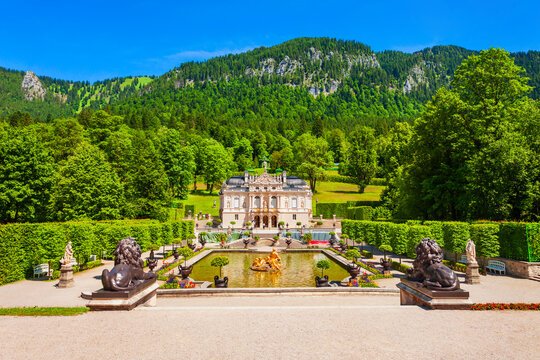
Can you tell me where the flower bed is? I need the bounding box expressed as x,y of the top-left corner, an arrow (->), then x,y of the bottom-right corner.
472,303 -> 540,311
329,247 -> 384,274
156,247 -> 208,281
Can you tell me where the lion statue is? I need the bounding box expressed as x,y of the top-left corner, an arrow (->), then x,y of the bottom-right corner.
101,237 -> 157,291
406,238 -> 459,291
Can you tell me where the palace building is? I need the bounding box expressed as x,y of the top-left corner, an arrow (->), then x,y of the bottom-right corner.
219,169 -> 313,229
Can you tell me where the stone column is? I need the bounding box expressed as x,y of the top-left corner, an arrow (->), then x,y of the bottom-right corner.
466,260 -> 481,284
57,264 -> 75,288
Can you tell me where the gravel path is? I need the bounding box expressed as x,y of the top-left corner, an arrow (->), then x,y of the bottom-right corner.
1,295 -> 539,359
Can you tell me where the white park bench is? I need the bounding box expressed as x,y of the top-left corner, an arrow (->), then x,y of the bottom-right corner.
33,263 -> 53,278
89,255 -> 97,262
486,259 -> 506,275
458,255 -> 468,264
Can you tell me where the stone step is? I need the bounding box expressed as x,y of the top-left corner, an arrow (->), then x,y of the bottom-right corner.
529,276 -> 540,283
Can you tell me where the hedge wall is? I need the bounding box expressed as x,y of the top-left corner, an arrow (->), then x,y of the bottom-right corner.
0,219 -> 194,285
315,203 -> 349,218
342,220 -> 539,263
347,206 -> 373,220
315,201 -> 381,219
498,223 -> 529,261
527,223 -> 540,262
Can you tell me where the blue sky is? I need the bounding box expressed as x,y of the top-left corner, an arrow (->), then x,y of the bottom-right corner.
1,0 -> 538,82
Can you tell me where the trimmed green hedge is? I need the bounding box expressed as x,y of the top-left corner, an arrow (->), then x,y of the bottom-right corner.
347,206 -> 373,220
0,219 -> 194,285
342,220 -> 539,263
315,203 -> 349,218
315,202 -> 382,219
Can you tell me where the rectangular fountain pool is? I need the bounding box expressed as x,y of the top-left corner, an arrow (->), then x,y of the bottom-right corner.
190,251 -> 350,288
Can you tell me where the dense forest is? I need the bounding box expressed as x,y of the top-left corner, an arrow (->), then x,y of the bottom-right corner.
0,38 -> 539,224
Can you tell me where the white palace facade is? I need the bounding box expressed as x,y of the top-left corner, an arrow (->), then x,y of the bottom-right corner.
219,170 -> 313,229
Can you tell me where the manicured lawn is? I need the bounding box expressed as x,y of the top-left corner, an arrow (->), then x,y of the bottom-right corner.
0,307 -> 89,316
314,182 -> 384,203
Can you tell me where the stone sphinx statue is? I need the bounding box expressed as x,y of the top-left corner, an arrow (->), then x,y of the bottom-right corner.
407,238 -> 459,291
101,237 -> 157,291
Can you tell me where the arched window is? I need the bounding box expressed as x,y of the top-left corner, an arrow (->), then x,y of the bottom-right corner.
292,198 -> 297,208
270,196 -> 277,208
254,196 -> 261,208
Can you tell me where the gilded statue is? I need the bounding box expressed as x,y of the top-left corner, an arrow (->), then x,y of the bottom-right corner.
251,249 -> 284,271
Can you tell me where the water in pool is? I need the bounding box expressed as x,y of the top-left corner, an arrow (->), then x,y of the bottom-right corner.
190,251 -> 350,287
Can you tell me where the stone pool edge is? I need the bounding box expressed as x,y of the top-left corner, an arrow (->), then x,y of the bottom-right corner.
159,248 -> 396,296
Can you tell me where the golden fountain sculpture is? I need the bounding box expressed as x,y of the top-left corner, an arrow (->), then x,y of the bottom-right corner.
250,249 -> 285,272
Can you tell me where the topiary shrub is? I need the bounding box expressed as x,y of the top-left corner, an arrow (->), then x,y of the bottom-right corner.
210,256 -> 230,278
316,259 -> 331,277
379,244 -> 393,260
178,246 -> 194,267
345,249 -> 361,261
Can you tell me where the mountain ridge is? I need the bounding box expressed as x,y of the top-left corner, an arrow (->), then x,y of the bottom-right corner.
1,37 -> 539,120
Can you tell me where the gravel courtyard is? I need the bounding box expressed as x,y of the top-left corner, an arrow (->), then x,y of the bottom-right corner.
1,294 -> 539,360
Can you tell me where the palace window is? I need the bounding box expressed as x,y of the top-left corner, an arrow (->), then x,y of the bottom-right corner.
235,214 -> 239,220
292,198 -> 297,208
293,214 -> 297,220
234,198 -> 239,208
270,196 -> 277,208
254,196 -> 261,208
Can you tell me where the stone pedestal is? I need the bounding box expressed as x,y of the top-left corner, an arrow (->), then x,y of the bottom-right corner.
466,262 -> 481,284
87,278 -> 159,311
397,279 -> 472,310
57,264 -> 74,288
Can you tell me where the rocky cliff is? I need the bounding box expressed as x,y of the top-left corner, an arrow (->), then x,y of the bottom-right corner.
21,71 -> 46,100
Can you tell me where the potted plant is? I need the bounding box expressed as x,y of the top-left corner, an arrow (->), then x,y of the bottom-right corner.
337,238 -> 346,251
316,221 -> 323,226
177,246 -> 194,279
278,221 -> 285,229
206,221 -> 214,228
379,244 -> 393,271
246,222 -> 252,227
242,232 -> 251,248
254,235 -> 260,241
198,232 -> 208,247
341,233 -> 349,247
272,235 -> 279,246
211,256 -> 230,288
315,259 -> 331,287
148,244 -> 160,259
345,249 -> 362,280
296,222 -> 302,227
187,239 -> 196,251
285,231 -> 292,238
146,244 -> 160,271
230,221 -> 236,226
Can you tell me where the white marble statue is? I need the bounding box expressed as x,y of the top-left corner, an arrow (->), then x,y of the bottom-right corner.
61,241 -> 74,265
466,239 -> 477,264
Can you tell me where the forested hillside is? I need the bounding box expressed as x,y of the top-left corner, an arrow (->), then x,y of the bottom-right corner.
2,37 -> 539,124
1,42 -> 539,224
